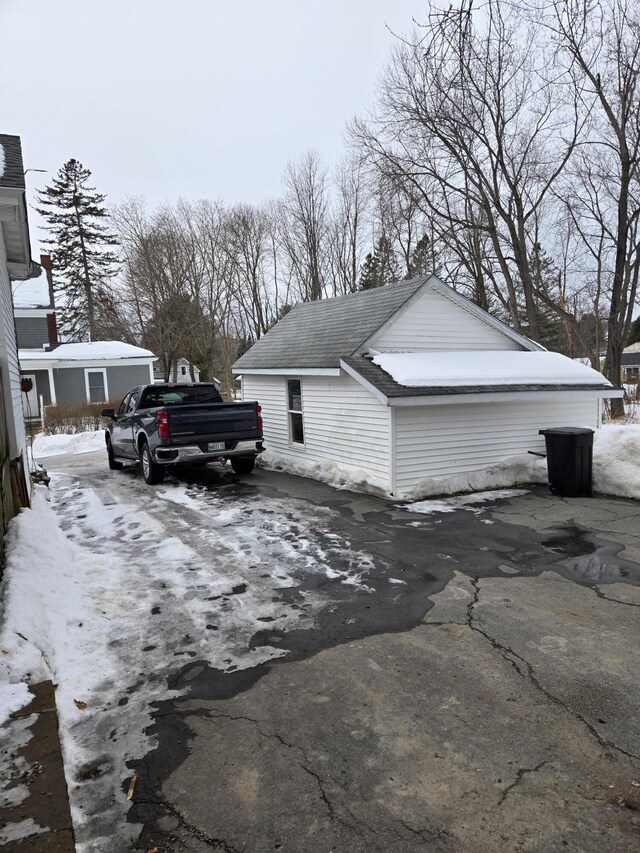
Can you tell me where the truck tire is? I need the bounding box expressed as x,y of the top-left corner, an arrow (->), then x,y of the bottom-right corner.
139,440 -> 165,485
230,456 -> 255,475
107,438 -> 123,470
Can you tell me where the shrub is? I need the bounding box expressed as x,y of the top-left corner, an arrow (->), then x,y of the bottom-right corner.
43,400 -> 121,435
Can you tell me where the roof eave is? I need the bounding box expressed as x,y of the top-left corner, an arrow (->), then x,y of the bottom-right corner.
388,387 -> 621,406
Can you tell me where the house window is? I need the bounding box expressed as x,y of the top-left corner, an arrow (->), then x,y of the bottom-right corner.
287,379 -> 304,445
181,365 -> 187,376
85,368 -> 108,403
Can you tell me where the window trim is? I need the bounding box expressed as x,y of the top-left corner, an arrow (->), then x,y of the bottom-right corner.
286,378 -> 305,447
84,367 -> 109,403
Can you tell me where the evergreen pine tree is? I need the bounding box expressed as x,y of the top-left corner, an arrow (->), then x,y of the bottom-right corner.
358,252 -> 379,290
525,243 -> 567,353
358,236 -> 399,290
406,233 -> 440,279
627,315 -> 640,347
36,159 -> 119,341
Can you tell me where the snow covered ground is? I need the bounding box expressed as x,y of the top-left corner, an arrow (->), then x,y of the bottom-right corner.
0,458 -> 382,851
30,430 -> 105,458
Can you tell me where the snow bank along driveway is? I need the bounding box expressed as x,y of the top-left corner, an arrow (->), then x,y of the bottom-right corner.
1,459 -> 388,851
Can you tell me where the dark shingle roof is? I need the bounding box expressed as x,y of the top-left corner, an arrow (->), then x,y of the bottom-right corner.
342,355 -> 615,398
622,352 -> 640,367
233,277 -> 426,370
0,135 -> 25,190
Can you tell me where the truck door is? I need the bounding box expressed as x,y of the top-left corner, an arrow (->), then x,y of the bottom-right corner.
111,390 -> 139,458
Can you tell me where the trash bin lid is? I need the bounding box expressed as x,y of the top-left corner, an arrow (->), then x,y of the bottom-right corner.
538,427 -> 594,435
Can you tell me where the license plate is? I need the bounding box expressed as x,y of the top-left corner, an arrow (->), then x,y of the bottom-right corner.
207,441 -> 225,452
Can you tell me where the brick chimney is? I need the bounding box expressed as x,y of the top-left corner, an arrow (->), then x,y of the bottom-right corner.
40,254 -> 58,347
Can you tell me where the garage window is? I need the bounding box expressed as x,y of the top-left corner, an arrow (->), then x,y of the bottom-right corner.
287,379 -> 304,445
85,368 -> 108,403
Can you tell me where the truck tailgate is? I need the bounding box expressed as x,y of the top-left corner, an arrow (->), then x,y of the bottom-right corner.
166,402 -> 259,445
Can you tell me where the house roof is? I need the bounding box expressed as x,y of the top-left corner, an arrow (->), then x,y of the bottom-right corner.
233,277 -> 426,370
20,341 -> 155,362
12,267 -> 51,308
0,134 -> 26,189
622,352 -> 640,366
341,354 -> 615,400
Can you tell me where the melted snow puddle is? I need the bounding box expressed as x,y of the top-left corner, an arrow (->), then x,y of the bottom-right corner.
404,489 -> 529,516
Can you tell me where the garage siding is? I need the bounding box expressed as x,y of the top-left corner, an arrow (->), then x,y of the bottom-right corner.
393,399 -> 599,495
241,373 -> 391,484
370,289 -> 524,352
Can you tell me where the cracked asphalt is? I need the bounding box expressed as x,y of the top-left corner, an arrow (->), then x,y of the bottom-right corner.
43,452 -> 640,852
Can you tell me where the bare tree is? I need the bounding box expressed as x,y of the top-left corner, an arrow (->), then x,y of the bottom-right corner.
351,0 -> 580,343
328,156 -> 370,295
544,0 -> 640,414
279,150 -> 330,301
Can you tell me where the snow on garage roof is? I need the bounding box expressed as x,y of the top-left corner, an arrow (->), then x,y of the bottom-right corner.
371,350 -> 612,388
20,341 -> 155,361
12,267 -> 51,308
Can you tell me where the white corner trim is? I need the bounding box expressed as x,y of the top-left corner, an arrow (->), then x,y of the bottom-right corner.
339,359 -> 388,404
84,367 -> 109,403
232,367 -> 341,376
388,388 -> 623,407
389,406 -> 397,497
47,366 -> 57,404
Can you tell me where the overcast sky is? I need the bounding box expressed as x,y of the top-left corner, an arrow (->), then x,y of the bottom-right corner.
1,0 -> 425,253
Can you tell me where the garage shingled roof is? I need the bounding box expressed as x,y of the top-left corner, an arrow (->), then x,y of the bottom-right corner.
233,277 -> 426,370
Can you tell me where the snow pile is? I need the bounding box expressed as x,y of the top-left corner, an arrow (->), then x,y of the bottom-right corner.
258,449 -> 389,496
593,424 -> 640,499
259,425 -> 640,501
405,489 -> 529,515
32,430 -> 105,458
404,455 -> 549,500
371,350 -> 611,387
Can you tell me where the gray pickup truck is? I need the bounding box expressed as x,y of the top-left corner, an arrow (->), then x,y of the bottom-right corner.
101,383 -> 263,484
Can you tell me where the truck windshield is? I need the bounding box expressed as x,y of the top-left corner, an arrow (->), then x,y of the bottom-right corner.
138,385 -> 223,409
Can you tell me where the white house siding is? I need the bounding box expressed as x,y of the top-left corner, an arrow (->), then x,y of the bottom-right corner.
394,398 -> 599,496
0,237 -> 26,458
242,373 -> 391,484
370,289 -> 523,352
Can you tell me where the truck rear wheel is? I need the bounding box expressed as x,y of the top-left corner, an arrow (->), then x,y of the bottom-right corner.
140,441 -> 165,485
230,456 -> 255,475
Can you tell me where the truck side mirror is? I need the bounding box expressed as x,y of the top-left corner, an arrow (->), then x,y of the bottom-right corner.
101,408 -> 116,419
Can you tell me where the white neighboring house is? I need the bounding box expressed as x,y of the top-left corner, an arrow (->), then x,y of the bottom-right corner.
233,275 -> 622,498
153,357 -> 201,384
0,133 -> 36,516
13,260 -> 157,416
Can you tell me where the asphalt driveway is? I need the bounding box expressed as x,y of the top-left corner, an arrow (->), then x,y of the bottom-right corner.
33,451 -> 640,851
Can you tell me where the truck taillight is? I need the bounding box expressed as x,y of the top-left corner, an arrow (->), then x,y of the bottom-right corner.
257,404 -> 263,431
158,410 -> 170,438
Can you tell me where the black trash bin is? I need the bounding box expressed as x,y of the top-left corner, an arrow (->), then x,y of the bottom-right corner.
539,427 -> 594,497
